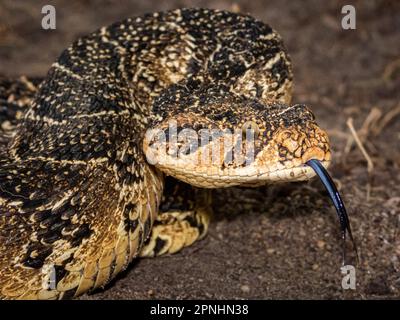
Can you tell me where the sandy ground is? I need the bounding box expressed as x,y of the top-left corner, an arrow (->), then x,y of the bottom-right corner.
0,0 -> 399,299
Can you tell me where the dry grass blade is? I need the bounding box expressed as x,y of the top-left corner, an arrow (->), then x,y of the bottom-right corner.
372,103 -> 400,136
382,58 -> 400,83
344,108 -> 382,155
346,118 -> 374,174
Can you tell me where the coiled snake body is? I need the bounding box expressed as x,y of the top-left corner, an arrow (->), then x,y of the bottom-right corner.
0,8 -> 331,299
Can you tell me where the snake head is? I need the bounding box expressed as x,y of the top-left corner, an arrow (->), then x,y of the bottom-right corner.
144,91 -> 331,188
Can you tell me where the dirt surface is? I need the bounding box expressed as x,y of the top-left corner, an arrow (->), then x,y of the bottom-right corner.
1,0 -> 399,299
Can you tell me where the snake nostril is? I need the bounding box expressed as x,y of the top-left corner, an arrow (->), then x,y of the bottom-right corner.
301,147 -> 326,163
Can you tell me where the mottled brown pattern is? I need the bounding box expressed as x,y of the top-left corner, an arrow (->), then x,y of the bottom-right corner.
0,8 -> 329,299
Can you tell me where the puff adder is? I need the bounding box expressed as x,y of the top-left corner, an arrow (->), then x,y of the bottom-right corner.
0,8 -> 331,299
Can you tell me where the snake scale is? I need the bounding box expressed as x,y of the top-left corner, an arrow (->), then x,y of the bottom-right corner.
0,8 -> 334,299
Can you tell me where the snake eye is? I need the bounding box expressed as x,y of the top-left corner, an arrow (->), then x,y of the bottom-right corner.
242,121 -> 259,140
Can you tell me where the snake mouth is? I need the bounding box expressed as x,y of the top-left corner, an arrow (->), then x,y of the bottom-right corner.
252,159 -> 331,183
154,159 -> 332,188
306,159 -> 358,265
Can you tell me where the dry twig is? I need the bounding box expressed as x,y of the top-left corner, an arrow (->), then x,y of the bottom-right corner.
346,118 -> 374,174
382,58 -> 400,83
372,103 -> 400,136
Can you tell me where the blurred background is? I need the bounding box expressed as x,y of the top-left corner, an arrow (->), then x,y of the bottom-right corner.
0,0 -> 399,299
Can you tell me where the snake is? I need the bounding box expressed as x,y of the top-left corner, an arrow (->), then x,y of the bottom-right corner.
0,8 -> 356,299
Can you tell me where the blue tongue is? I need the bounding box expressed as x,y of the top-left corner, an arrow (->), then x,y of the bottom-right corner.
306,159 -> 358,265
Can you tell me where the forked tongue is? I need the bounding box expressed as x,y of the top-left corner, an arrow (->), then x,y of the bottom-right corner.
306,159 -> 358,265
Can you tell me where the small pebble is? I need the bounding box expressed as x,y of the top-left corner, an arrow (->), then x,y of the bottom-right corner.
317,240 -> 326,249
240,285 -> 250,293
